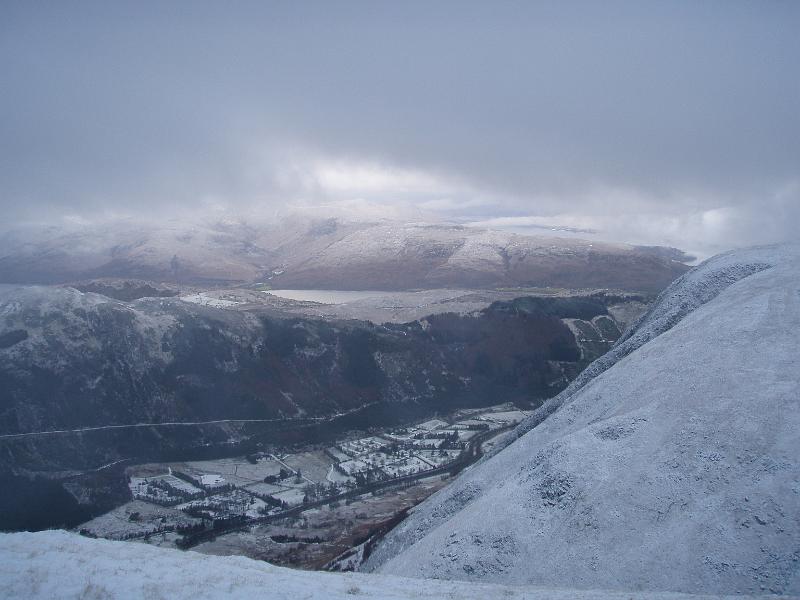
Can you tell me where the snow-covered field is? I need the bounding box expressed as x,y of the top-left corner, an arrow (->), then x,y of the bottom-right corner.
180,292 -> 240,308
129,474 -> 201,495
76,500 -> 201,541
416,418 -> 449,431
270,487 -> 306,505
0,530 -> 782,600
381,455 -> 432,478
477,410 -> 530,425
199,473 -> 225,487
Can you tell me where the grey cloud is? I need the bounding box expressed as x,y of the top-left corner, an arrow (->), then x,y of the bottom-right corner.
1,1 -> 798,253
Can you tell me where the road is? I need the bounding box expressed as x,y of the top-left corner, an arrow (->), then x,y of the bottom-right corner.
0,402 -> 385,441
0,418 -> 307,440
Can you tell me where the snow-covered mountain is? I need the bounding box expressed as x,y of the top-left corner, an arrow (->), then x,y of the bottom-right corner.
0,217 -> 690,292
362,244 -> 800,596
0,284 -> 638,530
0,245 -> 795,599
0,530 -> 783,599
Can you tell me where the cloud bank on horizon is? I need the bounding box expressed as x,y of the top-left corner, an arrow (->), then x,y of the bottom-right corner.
1,1 -> 798,257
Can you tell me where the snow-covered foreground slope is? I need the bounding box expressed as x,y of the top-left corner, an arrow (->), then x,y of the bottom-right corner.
0,530 -> 787,600
364,244 -> 800,596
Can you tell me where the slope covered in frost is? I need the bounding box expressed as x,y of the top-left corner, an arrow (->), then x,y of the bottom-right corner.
364,244 -> 800,596
0,530 -> 782,600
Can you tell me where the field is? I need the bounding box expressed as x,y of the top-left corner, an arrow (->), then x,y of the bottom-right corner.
192,475 -> 451,570
77,500 -> 201,542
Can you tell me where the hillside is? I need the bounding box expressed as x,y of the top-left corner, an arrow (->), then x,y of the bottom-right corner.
0,285 -> 640,530
363,244 -> 800,596
0,217 -> 689,292
0,530 -> 782,600
0,245 -> 796,599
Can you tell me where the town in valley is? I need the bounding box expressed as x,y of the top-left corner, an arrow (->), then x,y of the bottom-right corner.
76,403 -> 530,569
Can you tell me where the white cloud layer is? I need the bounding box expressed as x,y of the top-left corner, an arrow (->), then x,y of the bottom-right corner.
1,2 -> 798,255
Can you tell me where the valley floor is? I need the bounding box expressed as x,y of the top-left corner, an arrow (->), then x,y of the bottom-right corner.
72,404 -> 527,568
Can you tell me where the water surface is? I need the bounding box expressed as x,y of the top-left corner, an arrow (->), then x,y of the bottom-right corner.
265,289 -> 392,304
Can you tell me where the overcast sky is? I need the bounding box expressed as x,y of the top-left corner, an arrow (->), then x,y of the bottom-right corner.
1,1 -> 798,256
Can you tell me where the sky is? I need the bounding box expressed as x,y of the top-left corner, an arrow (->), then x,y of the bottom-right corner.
1,1 -> 798,257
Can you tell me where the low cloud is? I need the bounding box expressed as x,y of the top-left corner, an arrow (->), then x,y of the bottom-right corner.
1,2 -> 798,256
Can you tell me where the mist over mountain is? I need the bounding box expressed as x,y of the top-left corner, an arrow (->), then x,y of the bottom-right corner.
3,3 -> 799,258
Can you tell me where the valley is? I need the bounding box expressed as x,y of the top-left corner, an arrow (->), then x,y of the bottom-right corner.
0,282 -> 645,533
73,403 -> 528,569
2,6 -> 794,596
5,244 -> 797,598
0,222 -> 683,579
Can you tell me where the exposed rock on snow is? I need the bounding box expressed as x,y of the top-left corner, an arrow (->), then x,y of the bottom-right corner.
0,530 -> 786,599
364,244 -> 800,596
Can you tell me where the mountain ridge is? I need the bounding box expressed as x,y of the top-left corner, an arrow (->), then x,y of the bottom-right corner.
0,285 -> 641,530
363,243 -> 800,596
0,218 -> 690,292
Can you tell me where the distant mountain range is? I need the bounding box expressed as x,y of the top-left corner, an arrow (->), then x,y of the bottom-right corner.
0,217 -> 691,292
0,214 -> 692,531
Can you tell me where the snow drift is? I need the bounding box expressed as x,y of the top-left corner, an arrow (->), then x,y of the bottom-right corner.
363,244 -> 800,596
0,530 -> 784,599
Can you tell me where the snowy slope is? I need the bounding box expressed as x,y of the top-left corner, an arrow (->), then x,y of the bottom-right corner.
0,530 -> 786,600
364,244 -> 800,596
